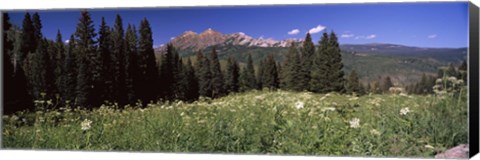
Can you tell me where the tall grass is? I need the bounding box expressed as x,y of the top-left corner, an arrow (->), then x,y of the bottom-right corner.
2,87 -> 467,157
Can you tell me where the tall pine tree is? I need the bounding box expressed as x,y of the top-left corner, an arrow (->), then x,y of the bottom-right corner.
298,33 -> 315,90
209,47 -> 225,98
225,56 -> 240,93
137,18 -> 159,105
125,24 -> 140,104
97,17 -> 114,103
112,14 -> 128,106
196,51 -> 212,97
74,10 -> 97,108
261,54 -> 279,90
62,35 -> 77,103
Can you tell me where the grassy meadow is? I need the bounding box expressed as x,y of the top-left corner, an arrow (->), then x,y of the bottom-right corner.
2,86 -> 467,157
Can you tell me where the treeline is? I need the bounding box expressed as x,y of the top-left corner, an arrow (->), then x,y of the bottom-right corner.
405,61 -> 467,95
3,11 -> 162,114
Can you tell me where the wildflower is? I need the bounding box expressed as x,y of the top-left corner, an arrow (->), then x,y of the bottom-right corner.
400,107 -> 411,115
399,93 -> 408,97
370,129 -> 381,136
349,97 -> 359,101
456,80 -> 464,85
448,76 -> 457,83
321,107 -> 336,112
295,101 -> 304,109
180,112 -> 185,116
255,95 -> 265,100
81,119 -> 93,131
425,145 -> 435,149
349,118 -> 361,128
435,78 -> 443,84
47,100 -> 53,105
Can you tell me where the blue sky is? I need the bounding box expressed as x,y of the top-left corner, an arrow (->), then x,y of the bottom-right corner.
8,2 -> 468,48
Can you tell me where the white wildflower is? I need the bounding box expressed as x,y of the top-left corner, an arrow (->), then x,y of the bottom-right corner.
321,107 -> 336,112
425,145 -> 435,149
370,129 -> 381,136
81,119 -> 92,131
400,107 -> 411,115
456,79 -> 464,85
435,78 -> 443,84
349,97 -> 359,101
295,101 -> 304,109
349,118 -> 361,128
448,76 -> 457,83
399,93 -> 408,97
47,100 -> 53,105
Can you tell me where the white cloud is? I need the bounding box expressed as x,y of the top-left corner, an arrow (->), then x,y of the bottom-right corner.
366,34 -> 376,39
354,34 -> 377,40
170,37 -> 175,40
428,34 -> 437,39
341,34 -> 354,38
308,25 -> 326,34
288,29 -> 300,35
64,39 -> 70,43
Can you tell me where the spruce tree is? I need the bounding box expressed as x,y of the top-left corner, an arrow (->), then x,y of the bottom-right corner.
245,54 -> 257,90
138,18 -> 159,105
74,10 -> 97,107
256,59 -> 265,89
225,56 -> 240,93
209,47 -> 225,98
310,32 -> 330,93
28,39 -> 54,100
328,32 -> 345,92
63,35 -> 77,103
4,13 -> 33,114
159,44 -> 176,100
345,70 -> 364,95
97,17 -> 114,103
382,76 -> 394,93
196,51 -> 212,97
284,42 -> 302,91
262,54 -> 279,90
125,24 -> 140,104
299,33 -> 315,90
458,60 -> 467,84
19,13 -> 34,62
112,14 -> 128,106
184,59 -> 199,101
53,30 -> 65,100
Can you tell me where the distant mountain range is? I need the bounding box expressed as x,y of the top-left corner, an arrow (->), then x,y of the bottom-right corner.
154,29 -> 467,85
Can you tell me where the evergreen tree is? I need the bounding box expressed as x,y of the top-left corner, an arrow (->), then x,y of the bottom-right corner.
196,51 -> 212,97
210,47 -> 225,98
372,80 -> 381,94
74,10 -> 97,107
328,32 -> 345,92
53,30 -> 65,100
138,18 -> 159,105
345,70 -> 364,95
225,56 -> 240,93
256,59 -> 265,89
63,35 -> 77,103
245,54 -> 257,90
365,82 -> 371,94
28,39 -> 54,100
97,17 -> 114,103
382,76 -> 394,93
239,67 -> 249,92
446,63 -> 458,77
159,44 -> 176,100
32,13 -> 42,46
183,59 -> 199,101
284,42 -> 302,91
112,14 -> 128,106
458,60 -> 467,84
4,13 -> 33,114
261,54 -> 279,90
298,33 -> 315,90
19,12 -> 35,68
310,32 -> 330,93
125,24 -> 140,104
